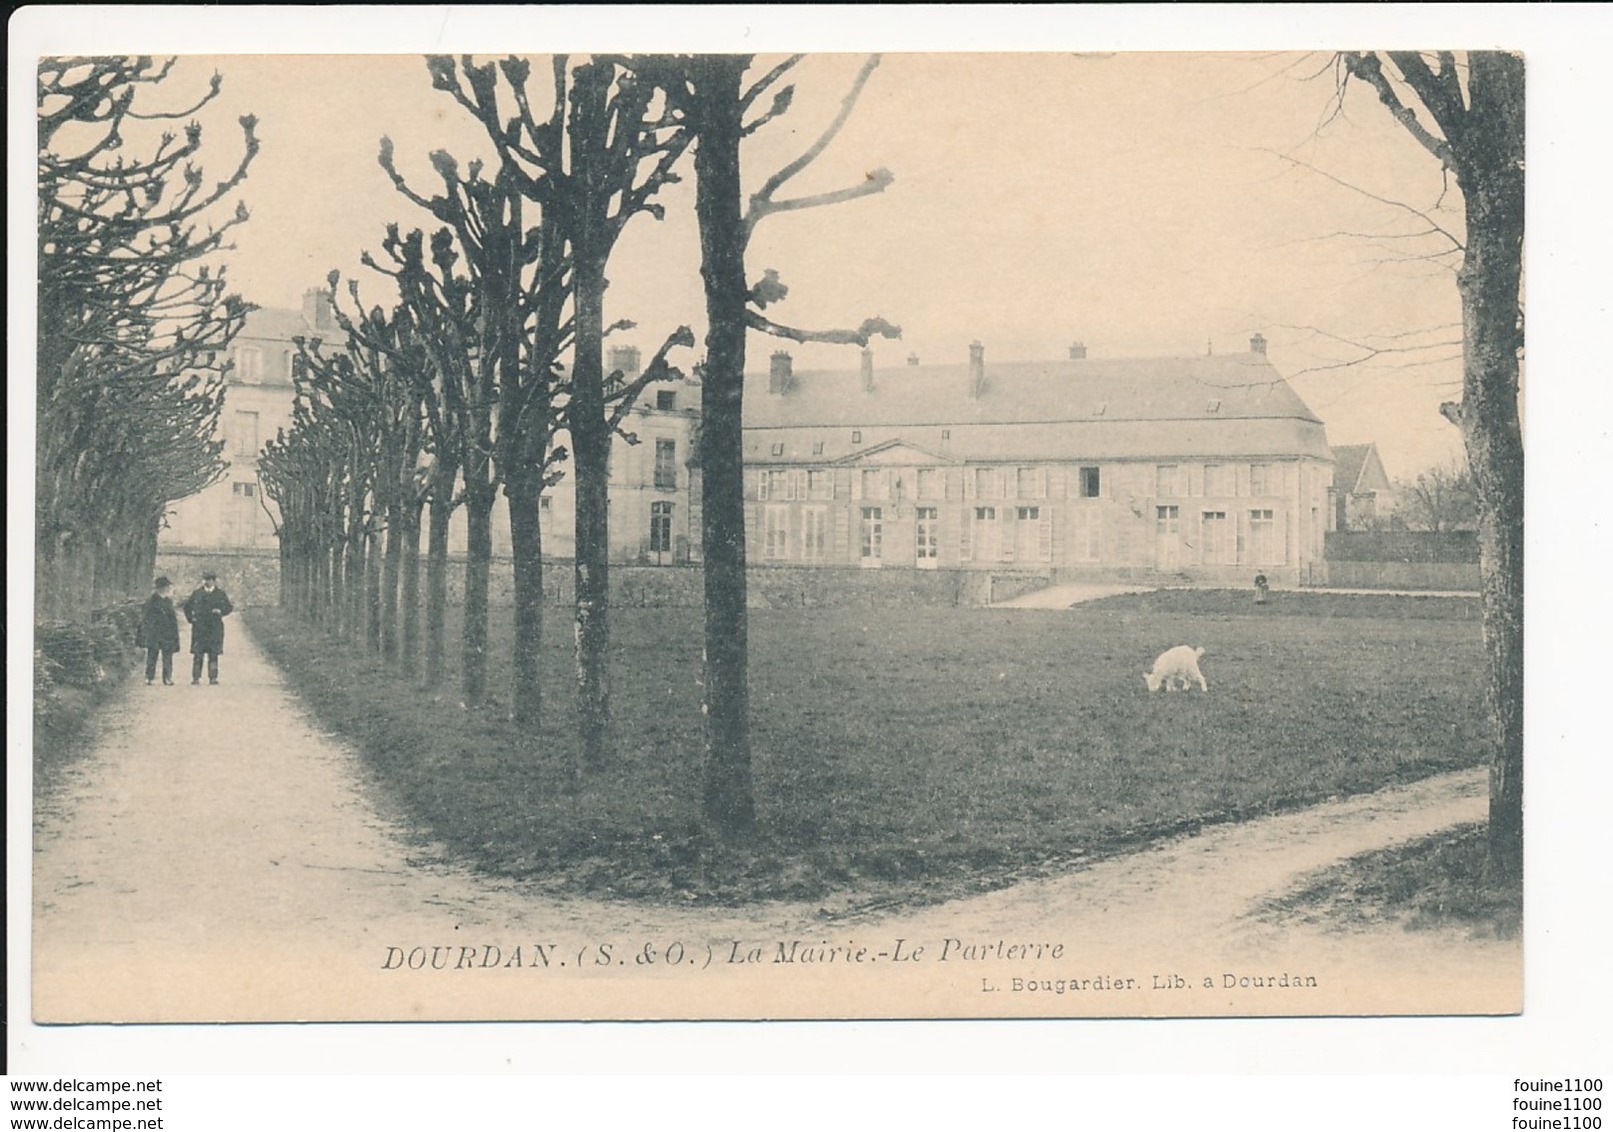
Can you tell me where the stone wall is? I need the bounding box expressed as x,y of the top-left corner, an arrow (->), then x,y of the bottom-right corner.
160,548 -> 999,609
154,547 -> 283,607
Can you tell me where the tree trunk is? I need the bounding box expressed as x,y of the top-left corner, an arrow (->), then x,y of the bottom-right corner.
507,470 -> 546,727
399,500 -> 423,677
571,258 -> 613,769
692,59 -> 757,840
1452,56 -> 1526,887
424,483 -> 454,691
381,501 -> 403,662
365,522 -> 383,654
462,489 -> 494,708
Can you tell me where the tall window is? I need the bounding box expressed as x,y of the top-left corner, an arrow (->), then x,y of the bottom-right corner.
232,410 -> 259,457
801,507 -> 828,562
649,502 -> 674,553
1203,464 -> 1231,497
653,438 -> 677,488
808,469 -> 834,500
972,467 -> 999,499
916,467 -> 943,500
1069,507 -> 1101,561
1250,463 -> 1273,496
1155,464 -> 1180,497
1249,509 -> 1278,564
860,469 -> 888,500
1078,466 -> 1101,499
859,507 -> 883,563
655,390 -> 677,411
1201,511 -> 1234,563
764,505 -> 790,560
1016,467 -> 1044,499
235,346 -> 263,384
915,506 -> 939,565
962,505 -> 1000,562
1014,505 -> 1050,562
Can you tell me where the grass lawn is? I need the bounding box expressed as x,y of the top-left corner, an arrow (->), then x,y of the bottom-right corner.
1257,822 -> 1521,940
249,588 -> 1492,909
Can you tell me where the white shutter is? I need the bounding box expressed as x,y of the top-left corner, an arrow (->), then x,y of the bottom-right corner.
1000,510 -> 1016,562
1039,512 -> 1053,562
850,470 -> 862,500
960,507 -> 974,561
757,471 -> 769,501
964,468 -> 977,500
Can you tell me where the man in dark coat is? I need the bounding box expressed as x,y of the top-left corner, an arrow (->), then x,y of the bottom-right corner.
136,576 -> 181,685
182,571 -> 235,685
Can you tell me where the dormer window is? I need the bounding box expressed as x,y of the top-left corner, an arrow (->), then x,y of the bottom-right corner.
770,442 -> 785,457
851,430 -> 862,444
1207,398 -> 1221,413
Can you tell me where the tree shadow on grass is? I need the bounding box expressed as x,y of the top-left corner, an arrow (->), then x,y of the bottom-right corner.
1256,821 -> 1521,941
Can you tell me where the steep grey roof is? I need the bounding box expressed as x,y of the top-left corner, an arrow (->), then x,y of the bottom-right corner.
743,351 -> 1332,463
237,306 -> 316,343
1330,444 -> 1371,493
747,351 -> 1319,428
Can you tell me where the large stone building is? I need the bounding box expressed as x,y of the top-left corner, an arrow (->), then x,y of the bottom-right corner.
159,291 -> 702,565
162,293 -> 1335,589
740,336 -> 1335,586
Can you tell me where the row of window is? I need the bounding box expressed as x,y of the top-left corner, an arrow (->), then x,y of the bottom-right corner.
759,503 -> 1287,566
755,463 -> 1292,503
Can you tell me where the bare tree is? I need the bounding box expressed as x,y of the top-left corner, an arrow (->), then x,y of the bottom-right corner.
36,57 -> 258,619
1397,457 -> 1478,534
636,54 -> 901,839
1340,51 -> 1524,884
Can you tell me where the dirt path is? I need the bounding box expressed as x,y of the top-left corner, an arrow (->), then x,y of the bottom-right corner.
32,620 -> 1517,1023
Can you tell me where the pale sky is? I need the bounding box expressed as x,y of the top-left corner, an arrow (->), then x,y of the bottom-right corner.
154,49 -> 1468,480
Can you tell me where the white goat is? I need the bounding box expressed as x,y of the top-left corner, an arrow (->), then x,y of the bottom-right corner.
1144,645 -> 1208,693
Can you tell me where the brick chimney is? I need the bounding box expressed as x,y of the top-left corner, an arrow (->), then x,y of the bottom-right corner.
1069,341 -> 1087,360
860,347 -> 875,393
302,287 -> 335,333
968,340 -> 986,399
1249,332 -> 1267,355
768,350 -> 794,395
607,344 -> 642,380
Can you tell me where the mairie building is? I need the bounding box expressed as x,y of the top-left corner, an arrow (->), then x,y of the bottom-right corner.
740,336 -> 1335,586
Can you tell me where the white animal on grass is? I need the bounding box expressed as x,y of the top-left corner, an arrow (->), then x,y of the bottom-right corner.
1144,645 -> 1208,693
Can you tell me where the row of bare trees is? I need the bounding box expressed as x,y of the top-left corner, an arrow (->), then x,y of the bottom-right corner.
36,57 -> 258,621
259,54 -> 899,830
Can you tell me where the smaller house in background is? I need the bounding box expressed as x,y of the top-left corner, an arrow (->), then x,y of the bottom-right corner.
1328,443 -> 1394,531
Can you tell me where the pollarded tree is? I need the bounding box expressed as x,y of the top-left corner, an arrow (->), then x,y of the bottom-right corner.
37,56 -> 258,619
1339,51 -> 1525,885
633,54 -> 902,839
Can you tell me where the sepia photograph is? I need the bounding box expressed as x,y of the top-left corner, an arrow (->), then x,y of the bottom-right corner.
21,15 -> 1600,1099
23,35 -> 1529,1028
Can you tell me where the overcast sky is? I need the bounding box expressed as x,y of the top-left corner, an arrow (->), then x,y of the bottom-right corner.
136,48 -> 1472,480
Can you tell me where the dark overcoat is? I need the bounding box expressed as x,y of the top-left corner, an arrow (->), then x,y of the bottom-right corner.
183,585 -> 234,654
136,593 -> 181,652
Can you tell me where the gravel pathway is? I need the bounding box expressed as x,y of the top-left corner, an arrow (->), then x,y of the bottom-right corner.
32,620 -> 1518,1023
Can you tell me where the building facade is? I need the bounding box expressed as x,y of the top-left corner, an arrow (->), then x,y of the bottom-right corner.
740,337 -> 1335,586
158,292 -> 702,565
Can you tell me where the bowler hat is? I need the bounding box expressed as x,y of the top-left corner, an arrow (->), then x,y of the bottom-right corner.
202,571 -> 218,580
154,576 -> 172,589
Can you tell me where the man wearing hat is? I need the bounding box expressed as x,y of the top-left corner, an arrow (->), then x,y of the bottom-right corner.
182,570 -> 235,685
136,576 -> 181,685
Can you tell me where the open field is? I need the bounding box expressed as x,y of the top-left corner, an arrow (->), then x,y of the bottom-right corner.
248,589 -> 1490,908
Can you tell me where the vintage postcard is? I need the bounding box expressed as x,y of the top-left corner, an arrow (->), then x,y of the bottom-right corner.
25,37 -> 1525,1029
